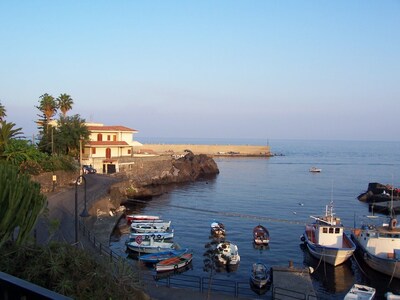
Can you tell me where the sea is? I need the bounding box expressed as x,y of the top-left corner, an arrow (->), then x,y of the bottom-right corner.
110,139 -> 400,299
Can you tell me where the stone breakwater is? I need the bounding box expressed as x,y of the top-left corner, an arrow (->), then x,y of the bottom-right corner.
108,151 -> 219,207
137,143 -> 271,157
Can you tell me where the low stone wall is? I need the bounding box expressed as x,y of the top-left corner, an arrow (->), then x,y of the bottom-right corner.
138,144 -> 271,157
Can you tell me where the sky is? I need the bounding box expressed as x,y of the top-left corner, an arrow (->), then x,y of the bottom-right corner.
1,1 -> 399,142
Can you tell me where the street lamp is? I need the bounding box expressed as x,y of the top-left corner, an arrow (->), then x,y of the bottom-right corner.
75,174 -> 90,244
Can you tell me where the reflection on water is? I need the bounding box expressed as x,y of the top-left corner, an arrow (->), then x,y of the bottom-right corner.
300,244 -> 354,294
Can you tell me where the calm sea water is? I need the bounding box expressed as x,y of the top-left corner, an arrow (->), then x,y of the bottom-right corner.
112,139 -> 400,299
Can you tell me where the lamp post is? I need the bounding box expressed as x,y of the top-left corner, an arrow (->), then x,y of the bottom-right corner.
75,174 -> 90,244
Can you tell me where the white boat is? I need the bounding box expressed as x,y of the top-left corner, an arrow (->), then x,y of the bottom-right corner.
155,252 -> 193,272
309,167 -> 322,173
125,236 -> 176,253
344,284 -> 376,300
386,292 -> 400,299
351,215 -> 400,279
211,221 -> 225,238
126,214 -> 160,223
301,202 -> 356,266
131,221 -> 171,233
128,229 -> 174,241
215,241 -> 240,265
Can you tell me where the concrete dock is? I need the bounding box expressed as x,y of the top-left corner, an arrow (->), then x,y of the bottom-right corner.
271,265 -> 317,299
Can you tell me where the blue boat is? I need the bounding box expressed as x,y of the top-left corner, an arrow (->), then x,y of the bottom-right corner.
139,248 -> 189,264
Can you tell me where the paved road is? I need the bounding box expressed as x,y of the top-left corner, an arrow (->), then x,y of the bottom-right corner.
35,174 -> 121,245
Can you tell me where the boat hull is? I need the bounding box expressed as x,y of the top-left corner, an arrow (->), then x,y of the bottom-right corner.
139,249 -> 188,264
155,253 -> 193,272
351,233 -> 400,279
303,233 -> 355,266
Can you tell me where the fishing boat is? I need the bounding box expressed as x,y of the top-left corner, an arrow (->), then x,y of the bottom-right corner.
301,202 -> 356,266
250,262 -> 271,289
211,221 -> 226,238
155,252 -> 193,272
139,248 -> 189,264
125,236 -> 176,253
215,241 -> 240,265
344,284 -> 376,300
131,221 -> 171,233
253,225 -> 270,245
351,215 -> 400,279
126,214 -> 160,223
128,229 -> 174,242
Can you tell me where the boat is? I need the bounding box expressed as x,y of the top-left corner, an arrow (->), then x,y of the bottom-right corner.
309,167 -> 322,173
351,215 -> 400,279
126,214 -> 160,223
250,262 -> 271,290
211,221 -> 226,238
253,225 -> 270,245
130,221 -> 171,233
155,252 -> 193,272
215,241 -> 240,265
386,292 -> 400,299
301,202 -> 356,266
128,229 -> 174,241
344,284 -> 376,300
125,236 -> 176,253
139,248 -> 189,264
357,182 -> 400,203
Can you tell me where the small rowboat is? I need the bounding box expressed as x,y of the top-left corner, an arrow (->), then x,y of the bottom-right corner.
128,230 -> 174,241
344,284 -> 376,300
131,221 -> 171,233
156,252 -> 193,272
309,167 -> 322,173
125,237 -> 176,253
216,241 -> 240,265
250,262 -> 271,289
253,225 -> 270,245
126,214 -> 160,223
139,249 -> 189,264
211,221 -> 226,238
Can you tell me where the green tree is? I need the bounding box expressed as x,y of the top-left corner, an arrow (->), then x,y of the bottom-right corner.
56,93 -> 73,117
0,163 -> 47,248
0,121 -> 23,157
0,101 -> 6,121
54,115 -> 89,156
36,93 -> 58,123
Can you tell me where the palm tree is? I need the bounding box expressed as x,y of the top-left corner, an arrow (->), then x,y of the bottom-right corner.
0,101 -> 6,121
36,93 -> 58,123
56,93 -> 74,117
0,121 -> 23,156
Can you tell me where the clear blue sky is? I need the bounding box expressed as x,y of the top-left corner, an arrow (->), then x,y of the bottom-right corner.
1,1 -> 399,141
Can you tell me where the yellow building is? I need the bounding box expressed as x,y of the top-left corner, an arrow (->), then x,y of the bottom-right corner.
82,122 -> 142,173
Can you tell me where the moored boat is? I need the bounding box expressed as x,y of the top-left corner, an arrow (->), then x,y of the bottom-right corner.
301,202 -> 356,266
344,284 -> 376,300
155,252 -> 193,272
351,215 -> 400,279
253,225 -> 270,245
126,214 -> 160,223
215,241 -> 240,266
250,262 -> 271,290
139,248 -> 189,264
125,237 -> 176,253
131,221 -> 171,233
211,221 -> 226,238
128,229 -> 174,242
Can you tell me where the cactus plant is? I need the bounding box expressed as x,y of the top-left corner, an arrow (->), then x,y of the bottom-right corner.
0,163 -> 47,247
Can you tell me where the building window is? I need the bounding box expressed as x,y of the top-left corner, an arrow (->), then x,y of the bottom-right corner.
97,133 -> 102,141
107,135 -> 111,141
92,148 -> 96,154
113,135 -> 117,141
128,149 -> 131,154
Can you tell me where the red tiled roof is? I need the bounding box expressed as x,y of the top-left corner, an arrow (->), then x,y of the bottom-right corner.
86,141 -> 129,146
87,125 -> 137,132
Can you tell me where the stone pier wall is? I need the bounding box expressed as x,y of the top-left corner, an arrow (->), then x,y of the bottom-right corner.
137,144 -> 271,157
